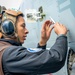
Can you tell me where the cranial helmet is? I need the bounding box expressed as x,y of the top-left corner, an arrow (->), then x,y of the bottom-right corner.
0,9 -> 23,38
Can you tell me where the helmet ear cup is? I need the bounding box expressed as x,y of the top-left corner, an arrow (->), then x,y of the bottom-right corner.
1,20 -> 15,36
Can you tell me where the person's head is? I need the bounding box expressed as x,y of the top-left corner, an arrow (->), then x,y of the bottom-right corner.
0,9 -> 29,44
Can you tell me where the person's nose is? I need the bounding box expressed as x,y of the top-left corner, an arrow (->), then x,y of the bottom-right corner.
25,28 -> 29,34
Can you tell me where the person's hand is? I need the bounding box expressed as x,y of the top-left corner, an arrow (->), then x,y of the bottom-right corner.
39,20 -> 54,46
54,22 -> 67,35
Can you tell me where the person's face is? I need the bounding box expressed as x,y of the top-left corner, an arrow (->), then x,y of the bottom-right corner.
16,16 -> 29,44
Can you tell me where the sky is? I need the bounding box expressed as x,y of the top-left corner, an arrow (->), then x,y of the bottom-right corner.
0,0 -> 23,9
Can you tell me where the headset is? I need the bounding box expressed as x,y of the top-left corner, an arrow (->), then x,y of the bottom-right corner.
1,14 -> 16,38
1,19 -> 15,36
0,9 -> 23,38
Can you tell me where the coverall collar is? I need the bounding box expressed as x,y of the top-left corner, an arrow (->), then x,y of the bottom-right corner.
0,39 -> 22,46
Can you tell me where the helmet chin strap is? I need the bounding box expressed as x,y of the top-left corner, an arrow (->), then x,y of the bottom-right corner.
14,30 -> 22,44
16,36 -> 22,45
